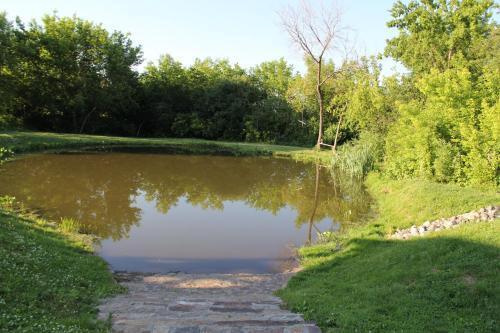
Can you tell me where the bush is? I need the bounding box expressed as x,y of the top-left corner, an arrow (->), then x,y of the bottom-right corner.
383,68 -> 499,187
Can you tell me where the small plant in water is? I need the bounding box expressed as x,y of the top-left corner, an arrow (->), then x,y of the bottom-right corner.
59,217 -> 84,234
317,231 -> 340,244
0,195 -> 16,210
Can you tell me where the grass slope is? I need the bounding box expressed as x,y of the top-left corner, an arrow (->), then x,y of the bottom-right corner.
277,174 -> 500,333
0,205 -> 122,332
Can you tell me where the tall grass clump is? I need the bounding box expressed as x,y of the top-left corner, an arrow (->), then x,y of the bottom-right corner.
331,133 -> 384,177
58,217 -> 85,234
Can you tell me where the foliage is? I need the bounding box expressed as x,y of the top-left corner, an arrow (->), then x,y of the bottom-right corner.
381,0 -> 498,187
0,13 -> 17,127
384,66 -> 499,186
385,0 -> 496,75
2,13 -> 142,134
140,56 -> 307,143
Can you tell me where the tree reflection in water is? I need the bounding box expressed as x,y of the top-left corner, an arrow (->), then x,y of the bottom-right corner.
0,153 -> 371,243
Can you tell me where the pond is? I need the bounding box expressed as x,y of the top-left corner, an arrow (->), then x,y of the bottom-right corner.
0,152 -> 371,273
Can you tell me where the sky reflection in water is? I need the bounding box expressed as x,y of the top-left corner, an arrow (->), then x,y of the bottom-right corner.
0,153 -> 371,273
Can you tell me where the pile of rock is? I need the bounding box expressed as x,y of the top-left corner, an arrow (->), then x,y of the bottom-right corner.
391,205 -> 499,240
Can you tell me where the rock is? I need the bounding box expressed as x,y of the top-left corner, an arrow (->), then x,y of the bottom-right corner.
390,206 -> 498,241
443,220 -> 454,228
486,208 -> 495,219
493,206 -> 500,218
410,225 -> 419,236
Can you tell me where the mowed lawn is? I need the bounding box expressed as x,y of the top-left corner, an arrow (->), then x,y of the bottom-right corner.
277,174 -> 500,332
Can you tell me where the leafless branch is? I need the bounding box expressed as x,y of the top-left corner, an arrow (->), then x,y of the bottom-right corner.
279,0 -> 349,148
279,0 -> 346,65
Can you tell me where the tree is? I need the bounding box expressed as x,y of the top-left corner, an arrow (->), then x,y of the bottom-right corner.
250,58 -> 295,97
385,0 -> 495,75
11,14 -> 142,134
0,12 -> 20,127
280,0 -> 346,148
140,55 -> 189,136
382,0 -> 498,186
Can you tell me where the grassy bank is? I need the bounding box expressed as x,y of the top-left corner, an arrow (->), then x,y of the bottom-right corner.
0,131 -> 333,163
277,174 -> 500,332
0,199 -> 122,332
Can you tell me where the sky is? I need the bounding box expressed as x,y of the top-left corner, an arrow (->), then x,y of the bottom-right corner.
2,0 -> 401,74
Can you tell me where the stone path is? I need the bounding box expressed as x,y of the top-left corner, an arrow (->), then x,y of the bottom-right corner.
98,272 -> 321,333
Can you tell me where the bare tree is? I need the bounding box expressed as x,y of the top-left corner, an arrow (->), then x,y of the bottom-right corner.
280,0 -> 346,149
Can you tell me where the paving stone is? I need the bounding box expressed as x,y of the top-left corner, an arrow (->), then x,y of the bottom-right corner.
99,272 -> 321,332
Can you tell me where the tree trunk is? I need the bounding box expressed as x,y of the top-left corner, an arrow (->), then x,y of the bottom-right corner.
79,107 -> 96,134
332,113 -> 343,152
315,60 -> 324,149
136,121 -> 144,137
72,111 -> 78,133
447,47 -> 454,68
307,163 -> 321,244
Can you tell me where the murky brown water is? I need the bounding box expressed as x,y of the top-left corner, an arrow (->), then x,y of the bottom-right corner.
0,153 -> 371,273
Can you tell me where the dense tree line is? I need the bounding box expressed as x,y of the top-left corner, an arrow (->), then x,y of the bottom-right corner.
0,0 -> 498,186
0,13 -> 312,144
0,11 -> 396,146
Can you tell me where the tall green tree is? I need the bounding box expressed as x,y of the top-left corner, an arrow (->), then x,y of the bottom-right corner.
0,13 -> 18,127
385,0 -> 495,75
383,0 -> 498,186
14,14 -> 141,133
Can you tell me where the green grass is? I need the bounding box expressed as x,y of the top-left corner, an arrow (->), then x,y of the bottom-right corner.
360,173 -> 500,236
0,131 -> 337,164
0,130 -> 291,155
0,203 -> 123,332
277,173 -> 500,332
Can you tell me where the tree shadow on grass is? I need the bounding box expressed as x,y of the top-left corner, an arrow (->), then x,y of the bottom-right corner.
279,229 -> 499,333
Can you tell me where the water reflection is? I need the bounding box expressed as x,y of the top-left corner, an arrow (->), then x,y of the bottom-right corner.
0,153 -> 371,273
